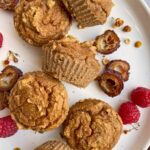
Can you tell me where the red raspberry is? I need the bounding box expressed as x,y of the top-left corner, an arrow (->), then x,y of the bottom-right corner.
118,101 -> 140,125
0,32 -> 3,48
0,116 -> 18,138
131,87 -> 150,108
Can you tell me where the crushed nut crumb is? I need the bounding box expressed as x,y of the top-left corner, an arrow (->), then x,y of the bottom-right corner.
112,18 -> 124,28
134,41 -> 142,48
123,25 -> 132,32
102,57 -> 110,65
124,38 -> 130,45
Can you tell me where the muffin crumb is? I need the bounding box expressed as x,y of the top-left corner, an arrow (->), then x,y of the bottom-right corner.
134,41 -> 142,48
123,25 -> 132,32
124,38 -> 131,45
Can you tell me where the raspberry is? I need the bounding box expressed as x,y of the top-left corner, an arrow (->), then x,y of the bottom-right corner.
0,32 -> 3,48
0,116 -> 18,138
118,101 -> 140,125
131,87 -> 150,108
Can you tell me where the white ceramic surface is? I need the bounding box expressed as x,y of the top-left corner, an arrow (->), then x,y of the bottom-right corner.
0,0 -> 150,150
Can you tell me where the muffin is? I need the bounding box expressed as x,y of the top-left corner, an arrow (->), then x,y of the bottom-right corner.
0,0 -> 18,10
63,99 -> 123,150
14,0 -> 72,46
35,141 -> 72,150
9,71 -> 69,132
62,0 -> 113,28
42,36 -> 100,87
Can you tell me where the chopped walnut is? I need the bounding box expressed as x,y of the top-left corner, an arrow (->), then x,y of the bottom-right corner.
123,25 -> 132,32
134,41 -> 142,48
124,38 -> 130,45
112,18 -> 124,28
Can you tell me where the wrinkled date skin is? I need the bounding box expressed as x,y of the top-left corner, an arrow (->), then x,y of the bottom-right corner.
0,65 -> 22,91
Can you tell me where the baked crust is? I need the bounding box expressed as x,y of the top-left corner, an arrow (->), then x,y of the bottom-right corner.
9,71 -> 69,132
0,0 -> 18,10
14,0 -> 72,46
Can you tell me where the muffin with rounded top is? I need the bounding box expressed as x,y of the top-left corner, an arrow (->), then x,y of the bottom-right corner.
63,99 -> 123,150
9,71 -> 69,132
42,36 -> 100,87
35,140 -> 72,150
14,0 -> 72,46
62,0 -> 113,28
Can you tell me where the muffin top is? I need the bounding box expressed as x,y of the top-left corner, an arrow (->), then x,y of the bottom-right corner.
0,0 -> 18,10
14,0 -> 72,46
43,36 -> 100,67
35,141 -> 72,150
9,71 -> 69,132
63,99 -> 122,150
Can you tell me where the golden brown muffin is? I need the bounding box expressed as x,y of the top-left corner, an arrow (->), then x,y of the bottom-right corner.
0,0 -> 18,10
62,0 -> 113,28
35,141 -> 72,150
9,71 -> 69,132
42,36 -> 100,87
14,0 -> 72,46
63,99 -> 123,150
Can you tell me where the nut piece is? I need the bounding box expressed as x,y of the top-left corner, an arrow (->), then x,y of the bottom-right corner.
102,57 -> 110,65
35,140 -> 72,150
63,99 -> 123,150
124,38 -> 130,45
98,70 -> 124,97
106,60 -> 130,81
0,92 -> 9,110
134,41 -> 142,48
112,18 -> 124,28
94,30 -> 120,54
122,25 -> 132,32
0,65 -> 22,92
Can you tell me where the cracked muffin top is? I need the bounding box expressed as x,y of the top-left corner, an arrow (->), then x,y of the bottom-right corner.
63,99 -> 122,150
9,71 -> 69,132
14,0 -> 72,46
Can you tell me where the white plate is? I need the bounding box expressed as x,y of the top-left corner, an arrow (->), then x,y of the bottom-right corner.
0,0 -> 150,150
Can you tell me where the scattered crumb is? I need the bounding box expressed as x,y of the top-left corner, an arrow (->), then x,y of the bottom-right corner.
123,129 -> 131,134
14,148 -> 21,150
123,123 -> 140,135
8,50 -> 19,63
102,57 -> 110,65
2,51 -> 19,67
123,25 -> 132,32
134,41 -> 142,48
112,18 -> 124,28
124,38 -> 131,45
